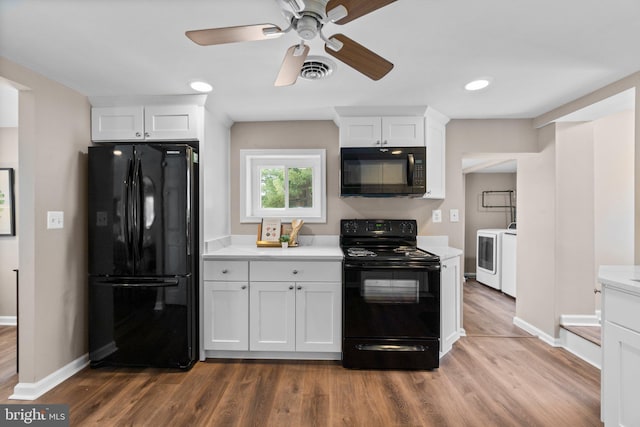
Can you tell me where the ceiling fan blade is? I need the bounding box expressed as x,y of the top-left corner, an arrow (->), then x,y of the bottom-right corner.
324,34 -> 393,81
326,0 -> 397,25
185,24 -> 282,46
275,44 -> 310,87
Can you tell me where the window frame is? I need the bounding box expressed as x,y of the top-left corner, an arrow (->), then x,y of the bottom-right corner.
240,149 -> 326,223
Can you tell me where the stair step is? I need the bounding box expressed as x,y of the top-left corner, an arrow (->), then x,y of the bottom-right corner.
560,324 -> 601,347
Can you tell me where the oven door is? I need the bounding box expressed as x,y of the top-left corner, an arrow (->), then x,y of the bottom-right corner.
342,262 -> 440,369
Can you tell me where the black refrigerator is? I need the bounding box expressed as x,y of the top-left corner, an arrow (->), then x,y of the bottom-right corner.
88,143 -> 198,370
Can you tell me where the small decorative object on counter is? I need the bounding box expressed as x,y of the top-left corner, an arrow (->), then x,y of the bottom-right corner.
280,234 -> 290,248
289,219 -> 304,246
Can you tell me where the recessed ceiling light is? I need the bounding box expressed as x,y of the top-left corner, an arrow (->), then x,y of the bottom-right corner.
465,78 -> 491,91
190,81 -> 213,93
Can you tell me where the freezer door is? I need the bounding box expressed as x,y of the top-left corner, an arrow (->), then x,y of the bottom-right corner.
88,145 -> 135,276
135,145 -> 192,276
88,275 -> 196,369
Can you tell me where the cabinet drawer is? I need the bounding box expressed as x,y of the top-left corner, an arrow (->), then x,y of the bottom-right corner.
250,261 -> 341,282
204,260 -> 249,281
604,287 -> 640,333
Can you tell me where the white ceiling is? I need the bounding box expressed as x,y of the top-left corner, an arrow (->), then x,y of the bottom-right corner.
1,0 -> 639,122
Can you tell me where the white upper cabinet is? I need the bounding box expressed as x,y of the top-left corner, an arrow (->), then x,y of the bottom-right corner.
92,105 -> 199,141
424,108 -> 449,199
339,116 -> 425,147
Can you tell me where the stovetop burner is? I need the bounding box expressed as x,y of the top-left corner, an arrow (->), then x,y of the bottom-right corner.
346,248 -> 377,257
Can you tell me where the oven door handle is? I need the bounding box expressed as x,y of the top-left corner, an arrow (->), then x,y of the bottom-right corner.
344,263 -> 440,271
355,344 -> 428,352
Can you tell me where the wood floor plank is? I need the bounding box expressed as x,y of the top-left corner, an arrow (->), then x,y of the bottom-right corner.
0,283 -> 603,426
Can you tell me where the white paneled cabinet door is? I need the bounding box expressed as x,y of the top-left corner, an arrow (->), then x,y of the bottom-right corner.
440,256 -> 460,355
339,117 -> 382,147
91,106 -> 145,141
250,282 -> 296,351
603,320 -> 640,426
295,282 -> 342,352
144,105 -> 199,140
424,108 -> 449,199
203,281 -> 249,351
381,116 -> 424,147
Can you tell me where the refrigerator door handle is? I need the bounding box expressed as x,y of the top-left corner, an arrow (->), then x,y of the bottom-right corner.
186,149 -> 191,256
125,158 -> 134,262
109,279 -> 179,288
131,157 -> 142,265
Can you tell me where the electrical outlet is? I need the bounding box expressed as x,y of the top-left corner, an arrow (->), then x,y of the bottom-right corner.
432,209 -> 442,223
450,209 -> 459,222
47,211 -> 64,229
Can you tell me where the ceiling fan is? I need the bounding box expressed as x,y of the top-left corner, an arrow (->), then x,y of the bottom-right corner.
185,0 -> 397,86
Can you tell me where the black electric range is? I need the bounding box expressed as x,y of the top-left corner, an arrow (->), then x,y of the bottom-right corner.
340,219 -> 441,370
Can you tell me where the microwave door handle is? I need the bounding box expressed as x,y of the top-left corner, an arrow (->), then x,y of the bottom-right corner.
407,153 -> 415,186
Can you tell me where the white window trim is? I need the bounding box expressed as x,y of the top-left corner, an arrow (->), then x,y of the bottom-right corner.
240,149 -> 326,223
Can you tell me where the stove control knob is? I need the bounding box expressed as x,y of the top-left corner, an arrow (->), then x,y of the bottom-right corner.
400,222 -> 415,234
343,220 -> 358,234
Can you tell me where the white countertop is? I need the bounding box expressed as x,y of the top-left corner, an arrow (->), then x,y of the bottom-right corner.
598,265 -> 640,295
203,234 -> 462,263
203,244 -> 344,261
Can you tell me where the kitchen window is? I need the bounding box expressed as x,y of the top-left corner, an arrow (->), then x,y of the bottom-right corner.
240,149 -> 326,223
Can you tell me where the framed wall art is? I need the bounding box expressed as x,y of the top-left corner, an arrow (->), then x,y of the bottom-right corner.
0,168 -> 16,236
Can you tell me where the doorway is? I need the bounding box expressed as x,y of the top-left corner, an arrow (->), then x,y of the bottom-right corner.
0,80 -> 19,381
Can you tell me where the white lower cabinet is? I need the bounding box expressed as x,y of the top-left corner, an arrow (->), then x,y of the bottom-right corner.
250,281 -> 341,352
203,281 -> 249,351
602,286 -> 640,426
203,259 -> 342,358
440,255 -> 461,355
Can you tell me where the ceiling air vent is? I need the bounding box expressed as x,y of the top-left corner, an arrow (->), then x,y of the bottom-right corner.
299,56 -> 336,81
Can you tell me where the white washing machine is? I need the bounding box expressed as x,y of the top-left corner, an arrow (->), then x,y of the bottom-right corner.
476,229 -> 509,290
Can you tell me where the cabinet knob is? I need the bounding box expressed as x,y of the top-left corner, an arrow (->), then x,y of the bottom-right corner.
144,132 -> 150,137
241,285 -> 247,290
594,288 -> 601,294
135,132 -> 141,137
382,140 -> 388,145
442,264 -> 448,269
289,285 -> 294,290
375,140 -> 381,146
221,269 -> 228,274
292,270 -> 299,275
297,286 -> 302,290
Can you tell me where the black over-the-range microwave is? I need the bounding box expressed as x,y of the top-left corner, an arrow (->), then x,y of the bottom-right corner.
340,146 -> 426,197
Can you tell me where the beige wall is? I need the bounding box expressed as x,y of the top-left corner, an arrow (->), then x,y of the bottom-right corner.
535,71 -> 640,263
0,126 -> 18,318
463,172 -> 517,273
0,57 -> 90,384
230,120 -> 539,250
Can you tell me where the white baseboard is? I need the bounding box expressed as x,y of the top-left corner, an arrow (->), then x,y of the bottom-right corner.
513,316 -> 560,347
0,316 -> 17,326
9,354 -> 89,400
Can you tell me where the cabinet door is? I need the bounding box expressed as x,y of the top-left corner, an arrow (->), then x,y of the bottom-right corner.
440,257 -> 460,354
424,112 -> 447,199
381,117 -> 425,147
144,105 -> 199,140
339,117 -> 382,147
250,282 -> 296,351
203,281 -> 249,351
603,320 -> 640,427
91,107 -> 145,141
295,282 -> 342,352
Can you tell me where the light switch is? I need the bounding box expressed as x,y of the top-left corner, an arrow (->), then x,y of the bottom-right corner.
432,209 -> 442,223
450,209 -> 459,222
47,211 -> 64,229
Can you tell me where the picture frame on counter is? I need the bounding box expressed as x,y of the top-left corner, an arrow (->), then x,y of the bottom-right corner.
0,168 -> 16,236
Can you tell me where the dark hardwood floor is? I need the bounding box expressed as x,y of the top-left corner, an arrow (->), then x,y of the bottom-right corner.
0,280 -> 603,426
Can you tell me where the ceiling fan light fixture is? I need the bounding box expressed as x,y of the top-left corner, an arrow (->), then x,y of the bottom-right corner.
326,5 -> 348,22
190,81 -> 213,93
465,78 -> 492,91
